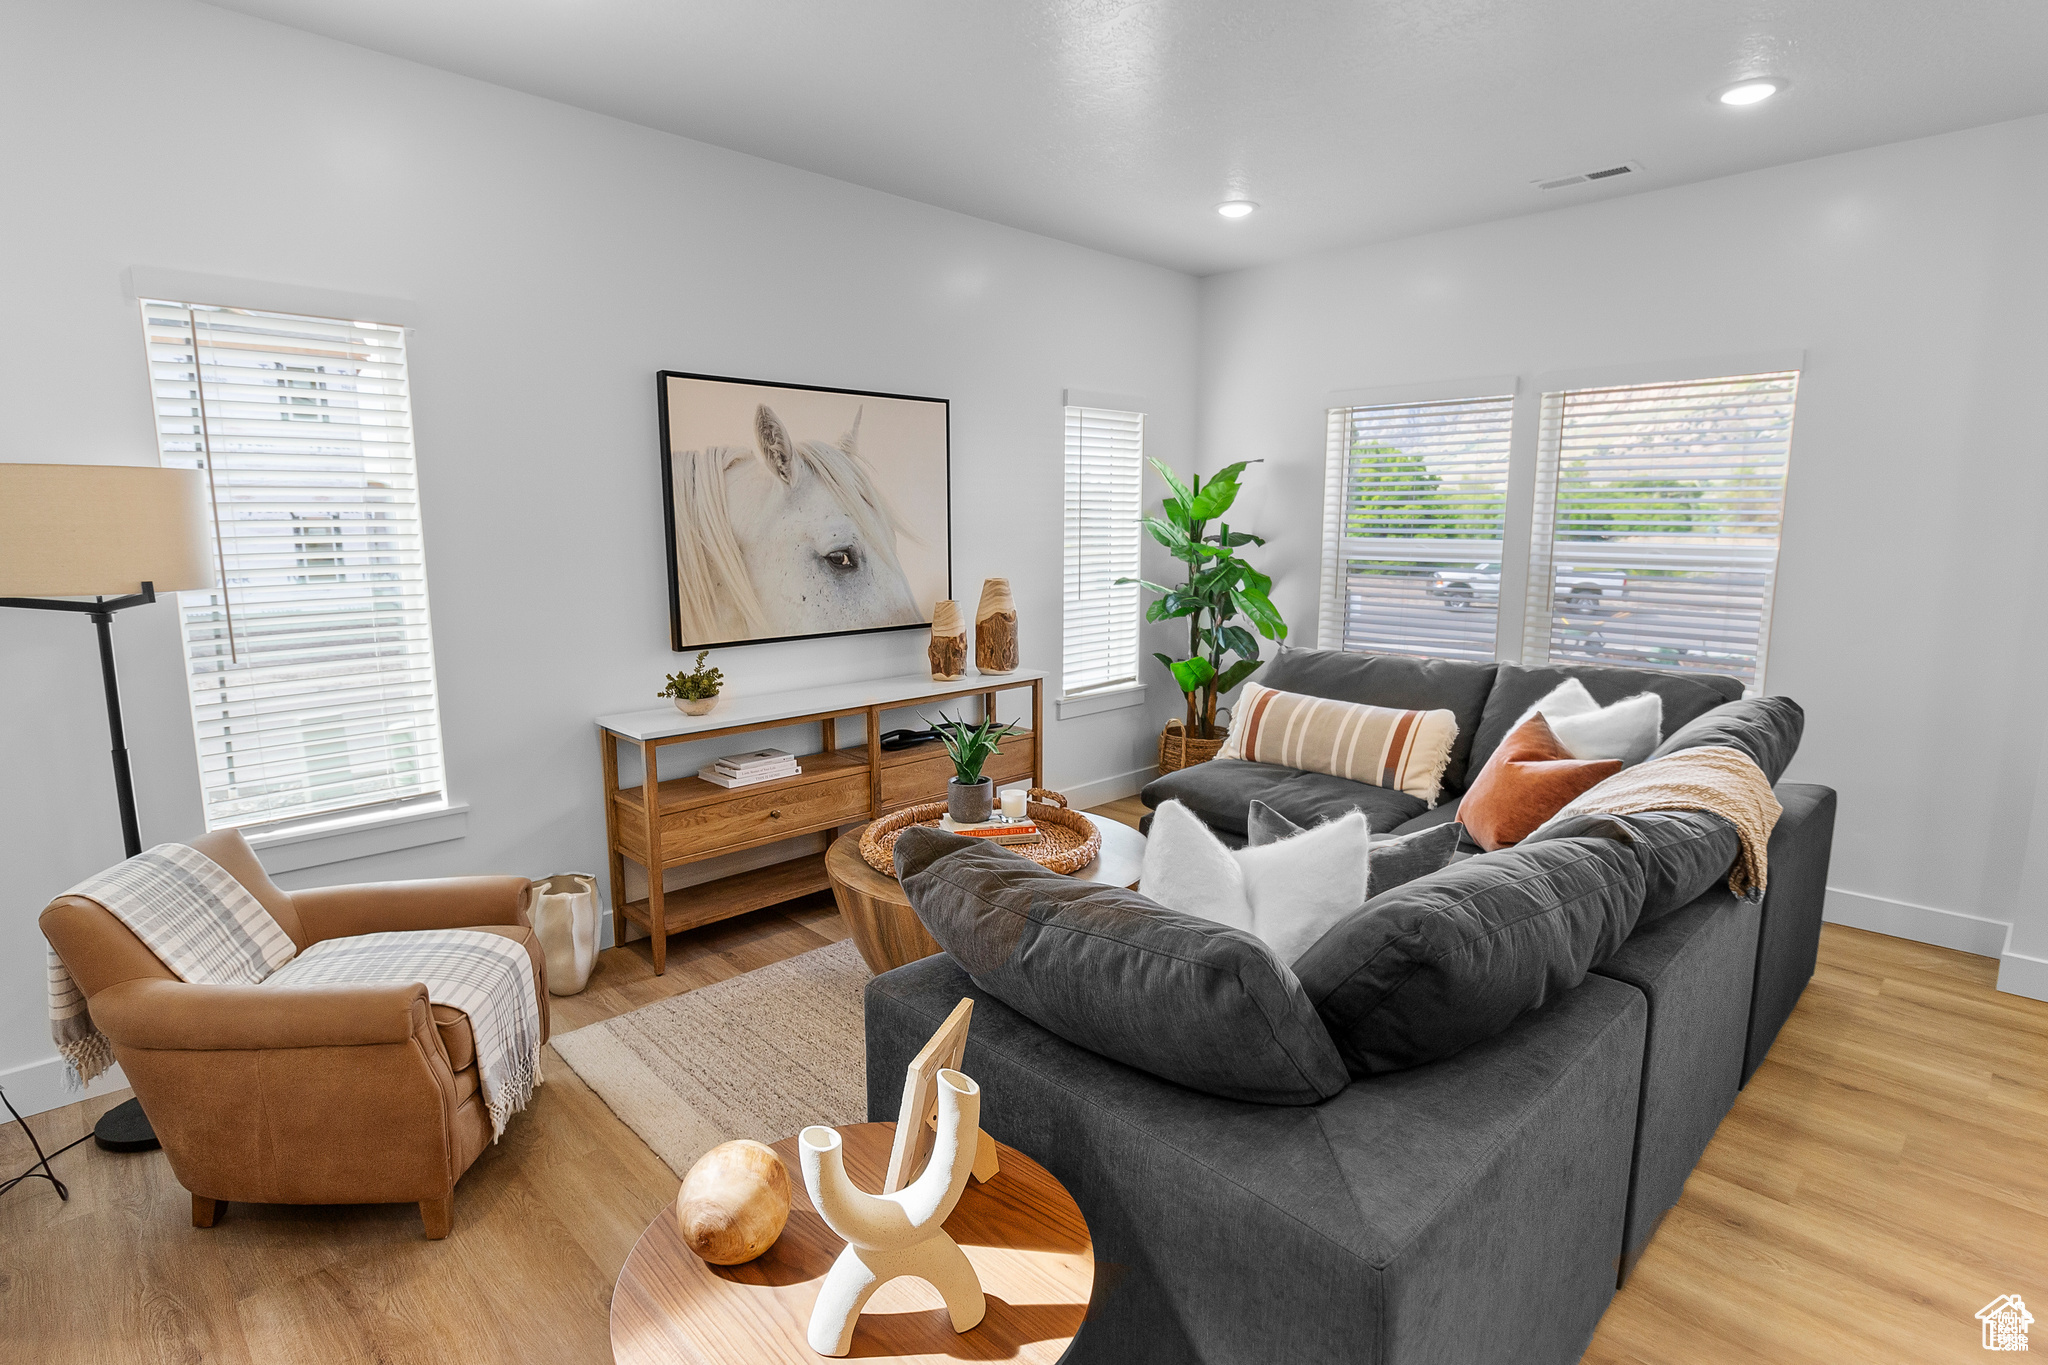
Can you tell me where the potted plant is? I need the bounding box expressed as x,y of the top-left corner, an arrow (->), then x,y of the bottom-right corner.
660,651 -> 725,716
928,710 -> 1023,823
1119,459 -> 1287,770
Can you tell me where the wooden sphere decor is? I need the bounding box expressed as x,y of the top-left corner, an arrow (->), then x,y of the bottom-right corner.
928,600 -> 967,681
974,578 -> 1018,675
675,1139 -> 791,1265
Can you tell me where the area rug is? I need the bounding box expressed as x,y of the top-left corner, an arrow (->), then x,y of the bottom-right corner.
550,937 -> 871,1178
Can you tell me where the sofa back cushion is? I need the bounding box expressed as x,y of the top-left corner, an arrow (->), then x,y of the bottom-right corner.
1649,695 -> 1805,784
1294,835 -> 1645,1075
1526,809 -> 1742,924
1467,663 -> 1743,781
1253,647 -> 1499,794
1247,800 -> 1466,900
1219,681 -> 1460,805
893,827 -> 1350,1105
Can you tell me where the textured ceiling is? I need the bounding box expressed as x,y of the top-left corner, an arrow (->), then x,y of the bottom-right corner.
201,0 -> 2048,274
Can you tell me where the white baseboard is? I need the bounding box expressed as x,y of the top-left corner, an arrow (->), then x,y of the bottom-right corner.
1048,765 -> 1157,810
1997,942 -> 2048,1003
0,1053 -> 131,1122
1822,886 -> 2010,958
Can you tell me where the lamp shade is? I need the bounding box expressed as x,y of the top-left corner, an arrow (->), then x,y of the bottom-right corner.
0,463 -> 217,596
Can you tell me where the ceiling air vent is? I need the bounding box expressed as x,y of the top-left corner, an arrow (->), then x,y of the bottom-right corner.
1533,161 -> 1645,191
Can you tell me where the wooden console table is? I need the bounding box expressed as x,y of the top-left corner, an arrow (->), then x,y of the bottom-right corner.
596,671 -> 1044,972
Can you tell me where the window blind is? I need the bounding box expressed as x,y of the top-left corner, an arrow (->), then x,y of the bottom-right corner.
1319,394 -> 1514,662
140,299 -> 447,829
1062,406 -> 1145,695
1521,371 -> 1797,690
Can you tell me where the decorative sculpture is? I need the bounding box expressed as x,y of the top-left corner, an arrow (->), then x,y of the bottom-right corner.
675,1138 -> 791,1265
974,578 -> 1018,675
800,1068 -> 987,1357
928,600 -> 967,681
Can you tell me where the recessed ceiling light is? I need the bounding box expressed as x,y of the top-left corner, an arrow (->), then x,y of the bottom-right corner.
1216,200 -> 1258,218
1715,77 -> 1786,107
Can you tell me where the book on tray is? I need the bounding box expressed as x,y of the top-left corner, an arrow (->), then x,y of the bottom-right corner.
939,814 -> 1042,845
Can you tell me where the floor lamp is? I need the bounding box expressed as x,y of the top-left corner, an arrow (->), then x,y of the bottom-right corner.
0,463 -> 217,1153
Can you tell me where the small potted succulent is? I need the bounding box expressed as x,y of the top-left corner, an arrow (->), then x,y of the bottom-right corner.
660,651 -> 724,716
929,710 -> 1022,824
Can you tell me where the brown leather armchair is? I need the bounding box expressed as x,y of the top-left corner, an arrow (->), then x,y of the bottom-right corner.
40,828 -> 546,1239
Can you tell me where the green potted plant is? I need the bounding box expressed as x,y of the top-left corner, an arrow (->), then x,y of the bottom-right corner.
660,651 -> 725,716
928,710 -> 1023,823
1119,459 -> 1287,770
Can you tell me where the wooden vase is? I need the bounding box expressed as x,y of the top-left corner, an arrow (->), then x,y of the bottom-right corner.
928,600 -> 967,681
675,1139 -> 791,1266
974,578 -> 1018,675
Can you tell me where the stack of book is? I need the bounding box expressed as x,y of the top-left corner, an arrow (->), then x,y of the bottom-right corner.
937,814 -> 1043,847
698,748 -> 801,788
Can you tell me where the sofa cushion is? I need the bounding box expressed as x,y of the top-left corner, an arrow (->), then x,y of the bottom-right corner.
1294,835 -> 1645,1075
1512,678 -> 1664,766
1248,800 -> 1464,901
1252,646 -> 1499,794
1142,758 -> 1426,836
1527,808 -> 1744,924
1458,714 -> 1623,851
1219,681 -> 1460,804
1468,662 -> 1743,779
1649,695 -> 1805,784
1141,801 -> 1370,966
893,827 -> 1349,1104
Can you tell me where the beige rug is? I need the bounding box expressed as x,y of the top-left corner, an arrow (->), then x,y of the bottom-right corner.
551,937 -> 871,1178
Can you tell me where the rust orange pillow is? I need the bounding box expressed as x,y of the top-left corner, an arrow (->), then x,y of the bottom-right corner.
1459,714 -> 1622,851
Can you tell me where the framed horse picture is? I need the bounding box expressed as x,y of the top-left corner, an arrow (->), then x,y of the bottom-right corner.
657,371 -> 952,651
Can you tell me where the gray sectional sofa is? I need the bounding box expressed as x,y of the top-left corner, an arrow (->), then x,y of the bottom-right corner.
864,647 -> 1835,1364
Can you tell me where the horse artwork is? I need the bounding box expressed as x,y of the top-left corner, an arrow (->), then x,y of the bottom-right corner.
658,373 -> 951,650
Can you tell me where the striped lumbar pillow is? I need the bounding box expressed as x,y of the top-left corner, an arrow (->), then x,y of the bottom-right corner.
1220,681 -> 1460,805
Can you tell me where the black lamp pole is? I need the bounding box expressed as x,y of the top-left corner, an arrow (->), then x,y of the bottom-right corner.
2,584 -> 163,1151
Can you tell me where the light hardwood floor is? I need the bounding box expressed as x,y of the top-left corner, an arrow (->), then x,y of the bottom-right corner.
4,798 -> 2043,1364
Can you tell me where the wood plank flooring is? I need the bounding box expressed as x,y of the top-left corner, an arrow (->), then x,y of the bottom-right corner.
3,796 -> 2042,1364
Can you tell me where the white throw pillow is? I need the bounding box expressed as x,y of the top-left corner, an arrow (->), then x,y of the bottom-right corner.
1139,800 -> 1370,965
1515,679 -> 1663,766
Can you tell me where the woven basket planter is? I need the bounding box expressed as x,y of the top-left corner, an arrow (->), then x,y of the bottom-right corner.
1157,718 -> 1227,775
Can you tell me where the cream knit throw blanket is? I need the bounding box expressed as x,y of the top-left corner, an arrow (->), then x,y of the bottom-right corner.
1549,746 -> 1783,898
48,843 -> 298,1086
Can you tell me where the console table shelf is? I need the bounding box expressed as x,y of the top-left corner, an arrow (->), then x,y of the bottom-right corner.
597,670 -> 1044,972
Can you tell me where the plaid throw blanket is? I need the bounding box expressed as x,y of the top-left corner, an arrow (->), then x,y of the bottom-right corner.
1549,745 -> 1784,898
48,843 -> 298,1086
265,930 -> 543,1139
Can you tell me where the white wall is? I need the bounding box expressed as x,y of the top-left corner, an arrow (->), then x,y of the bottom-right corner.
0,0 -> 1197,1115
1197,115 -> 2048,995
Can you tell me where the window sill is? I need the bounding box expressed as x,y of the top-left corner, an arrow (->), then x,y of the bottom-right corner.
1055,684 -> 1148,720
242,800 -> 470,874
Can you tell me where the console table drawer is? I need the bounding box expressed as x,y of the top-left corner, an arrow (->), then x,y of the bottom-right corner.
660,773 -> 869,858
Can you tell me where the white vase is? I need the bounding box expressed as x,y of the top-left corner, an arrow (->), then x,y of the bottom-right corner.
530,872 -> 600,995
800,1069 -> 987,1356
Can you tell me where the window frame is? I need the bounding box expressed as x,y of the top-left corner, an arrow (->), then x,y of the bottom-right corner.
137,293 -> 455,839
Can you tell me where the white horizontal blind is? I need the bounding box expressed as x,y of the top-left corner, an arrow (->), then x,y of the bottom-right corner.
1062,406 -> 1144,695
140,299 -> 447,829
1521,371 -> 1797,690
1323,395 -> 1514,662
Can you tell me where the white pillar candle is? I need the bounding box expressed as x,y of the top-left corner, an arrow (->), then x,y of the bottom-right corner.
1000,787 -> 1027,819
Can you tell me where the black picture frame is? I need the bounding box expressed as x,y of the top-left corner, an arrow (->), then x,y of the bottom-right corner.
657,370 -> 953,652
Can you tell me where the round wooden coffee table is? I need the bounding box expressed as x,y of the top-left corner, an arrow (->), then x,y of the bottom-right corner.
609,1122 -> 1093,1364
826,812 -> 1147,975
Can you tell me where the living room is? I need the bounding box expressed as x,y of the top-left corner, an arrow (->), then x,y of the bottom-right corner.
4,1 -> 2045,1362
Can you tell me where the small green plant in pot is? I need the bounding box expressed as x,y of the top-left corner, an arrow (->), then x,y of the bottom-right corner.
928,710 -> 1023,824
660,651 -> 724,716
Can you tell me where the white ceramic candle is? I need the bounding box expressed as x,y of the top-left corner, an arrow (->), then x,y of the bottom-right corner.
1001,787 -> 1027,819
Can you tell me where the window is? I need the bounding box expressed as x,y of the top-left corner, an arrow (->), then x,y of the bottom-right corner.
1522,372 -> 1796,688
1061,405 -> 1145,696
1318,394 -> 1513,662
140,299 -> 447,829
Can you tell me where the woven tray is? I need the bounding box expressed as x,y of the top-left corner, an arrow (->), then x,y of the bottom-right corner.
860,788 -> 1101,877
